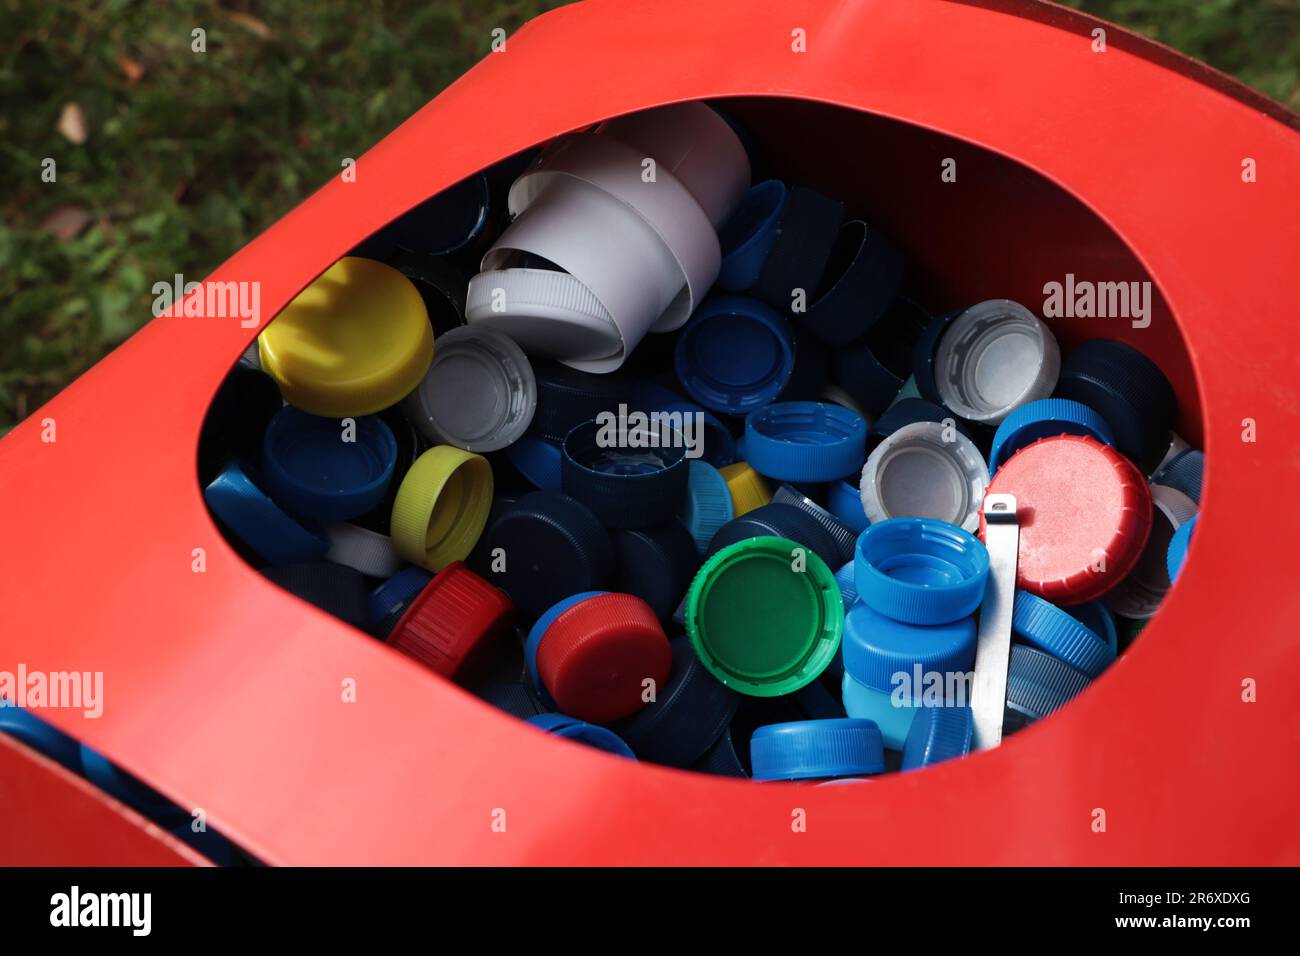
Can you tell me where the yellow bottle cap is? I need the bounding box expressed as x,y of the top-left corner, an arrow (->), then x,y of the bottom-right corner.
259,257 -> 435,417
720,461 -> 772,517
391,446 -> 494,571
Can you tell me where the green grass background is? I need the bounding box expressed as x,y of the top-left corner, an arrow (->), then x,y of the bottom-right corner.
2,0 -> 1297,432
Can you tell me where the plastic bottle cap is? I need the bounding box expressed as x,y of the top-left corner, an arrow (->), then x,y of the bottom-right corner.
262,561 -> 371,631
1152,448 -> 1203,505
1166,512 -> 1197,583
479,492 -> 614,618
982,434 -> 1153,604
504,436 -> 564,491
680,460 -> 736,554
368,566 -> 434,630
353,405 -> 429,536
1011,590 -> 1115,678
528,360 -> 631,443
832,339 -> 904,419
675,295 -> 796,415
854,517 -> 991,625
835,560 -> 859,610
258,257 -> 435,417
525,591 -> 608,706
324,522 -> 405,579
891,375 -> 923,405
900,705 -> 973,771
690,725 -> 748,777
771,484 -> 858,563
478,680 -> 547,720
842,600 -> 977,696
381,172 -> 492,256
933,299 -> 1061,424
717,180 -> 788,292
390,445 -> 493,571
262,407 -> 397,523
749,718 -> 885,781
1054,338 -> 1177,469
685,535 -> 843,697
826,477 -> 870,535
1005,644 -> 1092,723
653,399 -> 736,468
613,521 -> 700,622
745,402 -> 868,484
525,713 -> 636,759
865,397 -> 959,455
203,461 -> 329,565
1063,600 -> 1119,656
801,219 -> 903,346
754,184 -> 846,316
911,307 -> 963,407
403,326 -> 536,452
387,562 -> 514,680
1103,483 -> 1197,619
387,249 -> 470,336
560,418 -> 690,528
197,363 -> 283,487
719,461 -> 773,516
818,384 -> 869,420
859,421 -> 989,532
703,502 -> 844,572
79,745 -> 187,824
987,397 -> 1116,474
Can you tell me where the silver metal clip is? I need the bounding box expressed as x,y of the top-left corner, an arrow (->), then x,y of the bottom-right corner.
970,493 -> 1020,750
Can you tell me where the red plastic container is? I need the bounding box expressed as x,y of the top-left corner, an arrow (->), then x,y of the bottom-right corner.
2,0 -> 1298,865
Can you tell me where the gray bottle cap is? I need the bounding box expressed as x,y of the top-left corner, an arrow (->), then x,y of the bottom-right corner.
1104,483 -> 1197,620
858,420 -> 989,532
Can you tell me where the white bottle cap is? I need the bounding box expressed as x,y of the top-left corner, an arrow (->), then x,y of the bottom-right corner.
1104,483 -> 1198,619
934,299 -> 1060,424
859,420 -> 989,532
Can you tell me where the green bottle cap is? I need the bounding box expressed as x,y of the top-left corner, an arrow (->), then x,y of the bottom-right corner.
684,535 -> 843,697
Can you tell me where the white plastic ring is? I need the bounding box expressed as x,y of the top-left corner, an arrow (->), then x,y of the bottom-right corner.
859,420 -> 989,532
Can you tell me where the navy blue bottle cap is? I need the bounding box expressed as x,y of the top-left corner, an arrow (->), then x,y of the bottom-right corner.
912,307 -> 964,406
833,338 -> 904,419
525,713 -> 636,759
900,705 -> 973,770
704,502 -> 843,571
866,397 -> 963,455
261,561 -> 371,631
1012,590 -> 1115,679
1005,644 -> 1092,723
197,363 -> 283,487
793,675 -> 847,720
262,407 -> 397,522
801,220 -> 904,346
1167,513 -> 1197,582
854,517 -> 990,625
745,402 -> 867,483
204,460 -> 329,566
477,680 -> 547,719
79,745 -> 188,824
1055,338 -> 1177,468
865,297 -> 932,381
560,418 -> 690,528
478,491 -> 614,618
617,637 -> 740,766
988,398 -> 1115,474
690,725 -> 748,777
680,460 -> 735,555
675,295 -> 797,415
367,565 -> 434,630
717,180 -> 788,292
382,171 -> 492,257
1063,600 -> 1119,655
842,601 -> 977,697
0,704 -> 82,772
1153,448 -> 1203,505
354,404 -> 427,535
826,476 -> 870,534
654,399 -> 736,468
529,360 -> 631,443
387,249 -> 469,336
614,522 -> 700,622
771,484 -> 858,564
750,718 -> 885,781
505,436 -> 564,491
754,184 -> 846,316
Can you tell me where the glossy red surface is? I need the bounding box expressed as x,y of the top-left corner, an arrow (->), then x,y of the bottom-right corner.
1,0 -> 1298,864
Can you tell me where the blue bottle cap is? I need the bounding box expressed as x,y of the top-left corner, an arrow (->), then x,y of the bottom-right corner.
770,483 -> 858,563
842,601 -> 977,697
504,435 -> 564,491
717,180 -> 787,292
753,184 -> 846,316
912,307 -> 964,407
866,397 -> 962,454
680,460 -> 735,555
476,680 -> 547,719
261,562 -> 371,632
478,492 -> 614,618
0,704 -> 82,772
1012,590 -> 1115,679
675,295 -> 797,415
616,637 -> 740,766
261,407 -> 397,522
1153,448 -> 1203,505
614,522 -> 700,622
826,476 -> 870,534
1055,338 -> 1177,469
1005,644 -> 1092,723
560,418 -> 690,529
690,725 -> 748,777
832,339 -> 904,419
529,360 -> 631,443
901,705 -> 974,770
800,219 -> 903,346
197,363 -> 283,487
382,171 -> 492,257
750,718 -> 885,781
525,713 -> 636,758
654,399 -> 736,468
1064,600 -> 1119,655
524,591 -> 608,705
834,560 -> 859,609
865,298 -> 933,381
854,518 -> 991,625
204,460 -> 329,566
703,502 -> 843,571
745,402 -> 867,483
988,398 -> 1115,474
79,745 -> 188,824
1167,513 -> 1197,582
368,566 -> 434,630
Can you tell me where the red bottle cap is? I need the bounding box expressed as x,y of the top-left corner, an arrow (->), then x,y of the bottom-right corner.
536,593 -> 672,724
388,562 -> 514,680
981,434 -> 1152,604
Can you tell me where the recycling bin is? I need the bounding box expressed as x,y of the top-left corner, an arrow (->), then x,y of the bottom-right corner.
1,0 -> 1298,865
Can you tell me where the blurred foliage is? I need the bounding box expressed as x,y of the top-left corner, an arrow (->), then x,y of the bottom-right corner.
1,0 -> 1296,431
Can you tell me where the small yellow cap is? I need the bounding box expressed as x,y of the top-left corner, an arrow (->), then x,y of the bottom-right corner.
391,446 -> 493,571
720,461 -> 772,517
259,257 -> 435,417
